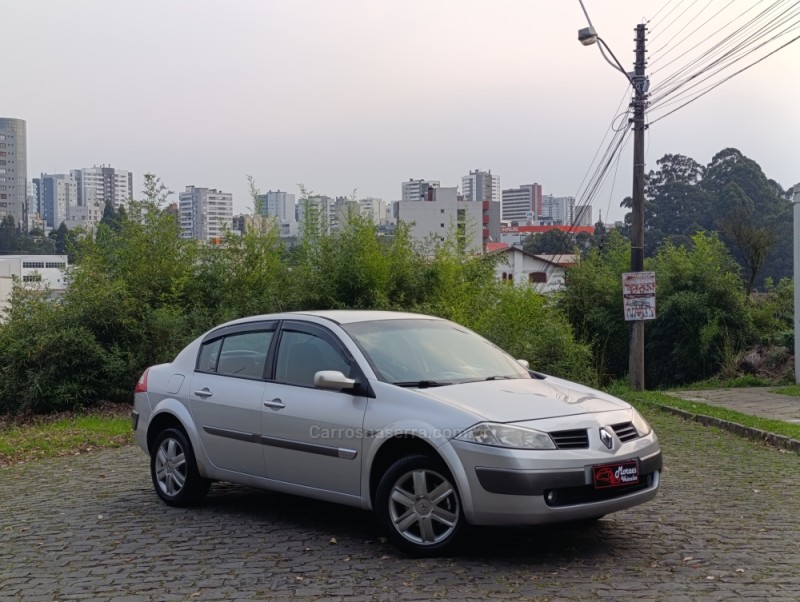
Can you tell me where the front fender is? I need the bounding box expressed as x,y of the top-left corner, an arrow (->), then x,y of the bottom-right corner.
359,420 -> 476,519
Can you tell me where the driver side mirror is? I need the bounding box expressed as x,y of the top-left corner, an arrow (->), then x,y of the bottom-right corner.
516,359 -> 530,369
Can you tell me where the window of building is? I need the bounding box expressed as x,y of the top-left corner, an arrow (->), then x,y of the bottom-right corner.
529,272 -> 547,283
23,275 -> 43,283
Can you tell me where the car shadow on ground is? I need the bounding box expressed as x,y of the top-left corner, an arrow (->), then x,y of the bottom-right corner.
191,481 -> 619,563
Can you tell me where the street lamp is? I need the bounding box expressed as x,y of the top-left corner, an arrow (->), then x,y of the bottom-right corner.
578,18 -> 649,391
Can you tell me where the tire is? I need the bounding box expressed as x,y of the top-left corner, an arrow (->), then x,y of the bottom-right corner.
375,454 -> 465,557
150,427 -> 210,507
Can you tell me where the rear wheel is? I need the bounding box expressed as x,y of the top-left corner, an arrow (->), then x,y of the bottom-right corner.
150,427 -> 210,506
375,454 -> 465,556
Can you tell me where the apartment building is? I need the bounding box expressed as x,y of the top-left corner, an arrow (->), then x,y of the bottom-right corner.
179,186 -> 233,241
401,179 -> 440,201
396,186 -> 500,253
72,166 -> 133,210
34,173 -> 78,229
462,169 -> 500,203
0,118 -> 28,228
501,183 -> 543,224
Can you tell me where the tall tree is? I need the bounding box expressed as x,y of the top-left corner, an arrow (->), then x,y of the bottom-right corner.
718,207 -> 778,295
0,215 -> 17,253
522,229 -> 575,255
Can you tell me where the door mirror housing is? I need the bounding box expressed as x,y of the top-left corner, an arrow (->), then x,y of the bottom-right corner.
314,370 -> 357,391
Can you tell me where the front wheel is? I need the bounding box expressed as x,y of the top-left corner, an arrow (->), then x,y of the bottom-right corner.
375,454 -> 465,556
150,427 -> 210,506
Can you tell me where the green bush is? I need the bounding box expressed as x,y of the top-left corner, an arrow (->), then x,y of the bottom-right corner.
0,196 -> 598,415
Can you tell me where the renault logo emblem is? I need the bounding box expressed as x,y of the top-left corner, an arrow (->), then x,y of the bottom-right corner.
599,427 -> 614,450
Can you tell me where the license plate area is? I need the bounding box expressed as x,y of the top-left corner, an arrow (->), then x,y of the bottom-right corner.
593,460 -> 639,489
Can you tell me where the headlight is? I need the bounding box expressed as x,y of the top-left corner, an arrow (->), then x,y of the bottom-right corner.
631,409 -> 651,436
455,423 -> 556,450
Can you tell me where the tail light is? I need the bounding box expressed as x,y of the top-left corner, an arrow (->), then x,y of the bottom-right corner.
134,368 -> 150,394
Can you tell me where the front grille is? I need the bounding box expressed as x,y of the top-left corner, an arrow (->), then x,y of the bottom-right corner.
611,422 -> 639,442
550,429 -> 589,449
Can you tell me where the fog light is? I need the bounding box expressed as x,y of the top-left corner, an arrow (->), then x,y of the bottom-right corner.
545,490 -> 557,505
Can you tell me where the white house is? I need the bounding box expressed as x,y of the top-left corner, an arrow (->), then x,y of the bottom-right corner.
491,247 -> 578,293
0,254 -> 69,317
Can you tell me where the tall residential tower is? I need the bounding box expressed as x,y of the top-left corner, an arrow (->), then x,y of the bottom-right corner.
0,118 -> 28,228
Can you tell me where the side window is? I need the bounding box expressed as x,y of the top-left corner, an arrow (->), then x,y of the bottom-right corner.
275,330 -> 351,387
198,338 -> 222,372
197,330 -> 273,379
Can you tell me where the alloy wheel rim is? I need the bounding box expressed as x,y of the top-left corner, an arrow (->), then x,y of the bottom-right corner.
388,468 -> 459,545
155,437 -> 187,496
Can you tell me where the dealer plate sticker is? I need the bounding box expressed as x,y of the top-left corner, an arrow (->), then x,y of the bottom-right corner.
593,460 -> 639,489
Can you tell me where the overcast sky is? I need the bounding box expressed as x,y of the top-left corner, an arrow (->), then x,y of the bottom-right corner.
6,0 -> 800,222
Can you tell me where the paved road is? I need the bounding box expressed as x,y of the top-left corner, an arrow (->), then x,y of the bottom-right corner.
669,388 -> 800,423
2,408 -> 799,602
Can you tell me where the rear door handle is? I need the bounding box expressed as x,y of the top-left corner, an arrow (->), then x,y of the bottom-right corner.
193,388 -> 213,398
263,398 -> 285,410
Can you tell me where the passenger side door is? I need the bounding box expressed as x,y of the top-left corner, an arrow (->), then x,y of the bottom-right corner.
261,321 -> 368,497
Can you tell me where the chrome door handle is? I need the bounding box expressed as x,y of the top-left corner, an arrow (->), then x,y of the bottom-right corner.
263,399 -> 286,410
193,388 -> 213,398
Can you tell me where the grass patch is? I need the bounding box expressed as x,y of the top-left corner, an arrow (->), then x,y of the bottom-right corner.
0,402 -> 133,466
772,384 -> 800,397
612,389 -> 800,441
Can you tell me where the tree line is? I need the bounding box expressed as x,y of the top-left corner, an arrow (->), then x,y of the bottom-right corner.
0,163 -> 793,415
523,148 -> 794,294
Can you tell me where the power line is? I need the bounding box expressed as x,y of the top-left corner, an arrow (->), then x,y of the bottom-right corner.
649,32 -> 800,125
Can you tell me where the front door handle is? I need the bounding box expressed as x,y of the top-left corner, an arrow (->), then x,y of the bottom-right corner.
263,398 -> 286,410
193,388 -> 213,398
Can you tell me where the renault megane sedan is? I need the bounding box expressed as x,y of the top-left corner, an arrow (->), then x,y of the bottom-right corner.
132,310 -> 661,555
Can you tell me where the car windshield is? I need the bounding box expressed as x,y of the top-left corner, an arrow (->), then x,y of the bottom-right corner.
343,319 -> 531,386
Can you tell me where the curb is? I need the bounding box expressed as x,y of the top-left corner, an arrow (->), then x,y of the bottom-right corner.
634,398 -> 800,454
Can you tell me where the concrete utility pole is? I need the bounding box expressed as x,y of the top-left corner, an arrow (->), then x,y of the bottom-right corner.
794,184 -> 800,384
629,24 -> 648,391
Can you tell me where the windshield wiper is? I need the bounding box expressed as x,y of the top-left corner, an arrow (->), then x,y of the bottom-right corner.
484,375 -> 514,381
392,380 -> 448,388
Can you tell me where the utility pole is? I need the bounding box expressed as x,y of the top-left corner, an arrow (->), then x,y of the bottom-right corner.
629,24 -> 648,391
794,184 -> 800,384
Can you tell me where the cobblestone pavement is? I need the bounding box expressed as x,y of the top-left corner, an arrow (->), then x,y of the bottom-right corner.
2,408 -> 799,602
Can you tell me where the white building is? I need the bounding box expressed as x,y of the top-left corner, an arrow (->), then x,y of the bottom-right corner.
256,190 -> 298,237
72,166 -> 133,211
358,197 -> 389,226
0,254 -> 69,317
296,195 -> 333,235
396,187 -> 485,252
491,247 -> 576,293
540,195 -> 592,227
257,190 -> 296,222
502,183 -> 542,224
179,186 -> 233,241
462,169 -> 500,203
402,179 -> 440,202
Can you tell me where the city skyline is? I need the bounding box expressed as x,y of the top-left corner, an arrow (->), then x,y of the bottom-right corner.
5,1 -> 799,222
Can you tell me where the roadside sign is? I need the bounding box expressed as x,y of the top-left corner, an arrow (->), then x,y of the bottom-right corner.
622,271 -> 656,321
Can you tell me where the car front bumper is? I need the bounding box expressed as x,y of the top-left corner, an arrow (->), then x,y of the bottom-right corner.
449,435 -> 662,526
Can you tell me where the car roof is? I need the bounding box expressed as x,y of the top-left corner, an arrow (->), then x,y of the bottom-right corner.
226,310 -> 444,327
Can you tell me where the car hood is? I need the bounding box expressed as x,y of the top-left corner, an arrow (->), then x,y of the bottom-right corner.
416,377 -> 629,423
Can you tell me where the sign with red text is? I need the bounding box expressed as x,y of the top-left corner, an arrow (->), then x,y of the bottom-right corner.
622,271 -> 656,321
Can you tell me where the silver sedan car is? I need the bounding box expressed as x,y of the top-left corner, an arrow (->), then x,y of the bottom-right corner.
132,310 -> 661,556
